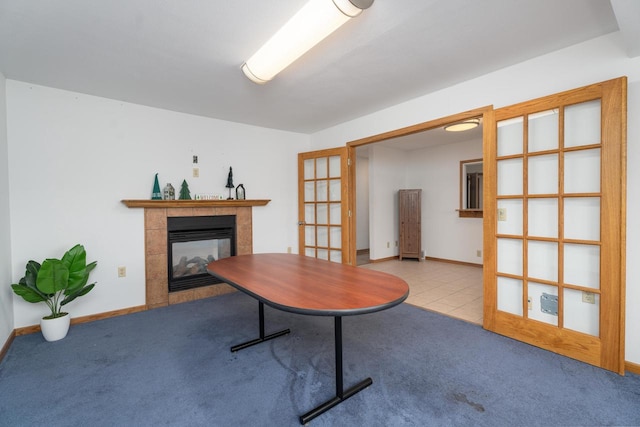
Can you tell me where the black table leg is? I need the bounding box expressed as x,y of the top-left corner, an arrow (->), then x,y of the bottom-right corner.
231,301 -> 290,352
299,316 -> 373,424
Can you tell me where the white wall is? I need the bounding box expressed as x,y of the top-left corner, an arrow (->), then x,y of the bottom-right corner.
310,33 -> 640,151
359,138 -> 483,265
0,72 -> 14,344
625,80 -> 640,366
310,32 -> 640,364
355,156 -> 369,251
405,139 -> 483,264
6,81 -> 308,328
368,145 -> 406,260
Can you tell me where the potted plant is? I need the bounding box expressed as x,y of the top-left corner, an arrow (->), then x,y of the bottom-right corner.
11,244 -> 97,342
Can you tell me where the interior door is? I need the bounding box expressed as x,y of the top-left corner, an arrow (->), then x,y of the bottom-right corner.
298,147 -> 350,263
483,77 -> 627,373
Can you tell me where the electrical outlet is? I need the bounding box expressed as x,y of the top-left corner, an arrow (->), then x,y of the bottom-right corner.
476,250 -> 482,257
193,167 -> 199,178
118,266 -> 126,278
395,241 -> 398,247
582,291 -> 596,304
287,246 -> 292,254
386,241 -> 390,248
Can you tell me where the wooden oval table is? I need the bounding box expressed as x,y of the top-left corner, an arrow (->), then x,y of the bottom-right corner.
207,253 -> 409,424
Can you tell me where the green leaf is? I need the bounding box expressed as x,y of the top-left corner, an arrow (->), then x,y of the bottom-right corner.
62,244 -> 90,292
36,259 -> 69,294
24,261 -> 41,288
11,284 -> 47,303
61,283 -> 95,306
11,245 -> 96,312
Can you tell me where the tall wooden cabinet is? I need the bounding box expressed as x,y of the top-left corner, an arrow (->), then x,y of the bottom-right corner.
398,189 -> 422,261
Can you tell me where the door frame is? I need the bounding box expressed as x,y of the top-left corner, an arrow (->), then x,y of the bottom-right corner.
345,106 -> 494,265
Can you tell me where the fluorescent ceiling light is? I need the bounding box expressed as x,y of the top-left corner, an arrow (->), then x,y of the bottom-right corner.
242,0 -> 374,84
444,118 -> 481,132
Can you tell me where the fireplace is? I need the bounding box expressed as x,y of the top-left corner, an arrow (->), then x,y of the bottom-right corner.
167,215 -> 236,292
121,199 -> 268,308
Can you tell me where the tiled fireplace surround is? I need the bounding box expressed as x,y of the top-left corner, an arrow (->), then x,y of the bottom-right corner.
144,206 -> 253,308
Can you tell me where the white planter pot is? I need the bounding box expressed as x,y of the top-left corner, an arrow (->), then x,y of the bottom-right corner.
40,313 -> 71,342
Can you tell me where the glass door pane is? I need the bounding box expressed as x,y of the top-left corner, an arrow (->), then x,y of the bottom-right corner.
528,109 -> 558,152
564,198 -> 600,241
564,288 -> 599,336
498,277 -> 523,316
564,149 -> 600,193
497,159 -> 523,196
564,243 -> 600,289
564,100 -> 601,148
528,154 -> 558,195
528,198 -> 558,238
497,199 -> 523,236
497,117 -> 524,156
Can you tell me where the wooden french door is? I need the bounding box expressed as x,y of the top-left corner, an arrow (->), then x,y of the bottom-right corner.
483,77 -> 627,373
298,147 -> 351,264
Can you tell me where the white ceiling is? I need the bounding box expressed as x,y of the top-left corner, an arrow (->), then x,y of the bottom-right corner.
0,0 -> 638,134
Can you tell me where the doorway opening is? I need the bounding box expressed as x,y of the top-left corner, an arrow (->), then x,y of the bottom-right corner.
347,107 -> 491,324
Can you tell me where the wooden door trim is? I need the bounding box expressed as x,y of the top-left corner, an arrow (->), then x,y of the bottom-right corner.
347,106 -> 493,148
482,108 -> 498,331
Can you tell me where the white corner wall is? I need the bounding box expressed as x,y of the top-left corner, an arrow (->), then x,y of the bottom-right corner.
368,145 -> 406,260
6,82 -> 308,328
310,32 -> 640,364
405,139 -> 483,264
0,73 -> 14,343
355,156 -> 369,251
625,80 -> 640,366
361,138 -> 483,264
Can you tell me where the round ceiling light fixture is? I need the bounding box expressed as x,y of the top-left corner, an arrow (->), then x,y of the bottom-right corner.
444,118 -> 481,132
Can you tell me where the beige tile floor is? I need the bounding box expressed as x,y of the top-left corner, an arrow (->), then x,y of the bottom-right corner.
358,256 -> 483,325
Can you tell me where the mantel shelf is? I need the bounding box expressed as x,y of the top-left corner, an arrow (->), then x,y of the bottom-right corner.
122,199 -> 270,208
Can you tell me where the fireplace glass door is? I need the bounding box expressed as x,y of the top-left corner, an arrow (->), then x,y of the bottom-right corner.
172,238 -> 231,279
167,215 -> 236,292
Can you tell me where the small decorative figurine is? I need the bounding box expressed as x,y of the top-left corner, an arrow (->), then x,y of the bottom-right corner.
163,183 -> 175,200
151,173 -> 162,200
236,183 -> 245,200
225,167 -> 234,200
179,179 -> 191,200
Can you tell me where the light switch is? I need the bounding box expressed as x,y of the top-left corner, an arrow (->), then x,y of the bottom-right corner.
497,208 -> 507,221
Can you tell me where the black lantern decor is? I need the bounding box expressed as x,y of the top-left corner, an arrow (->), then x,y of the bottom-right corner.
225,167 -> 234,200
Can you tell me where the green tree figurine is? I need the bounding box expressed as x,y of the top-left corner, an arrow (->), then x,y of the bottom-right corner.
151,173 -> 162,200
179,179 -> 191,200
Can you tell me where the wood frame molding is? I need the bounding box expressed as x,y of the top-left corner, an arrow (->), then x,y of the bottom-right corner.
122,199 -> 270,208
12,305 -> 147,337
0,330 -> 16,363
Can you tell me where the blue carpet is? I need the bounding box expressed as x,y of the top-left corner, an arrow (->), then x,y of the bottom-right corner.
1,291 -> 639,426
